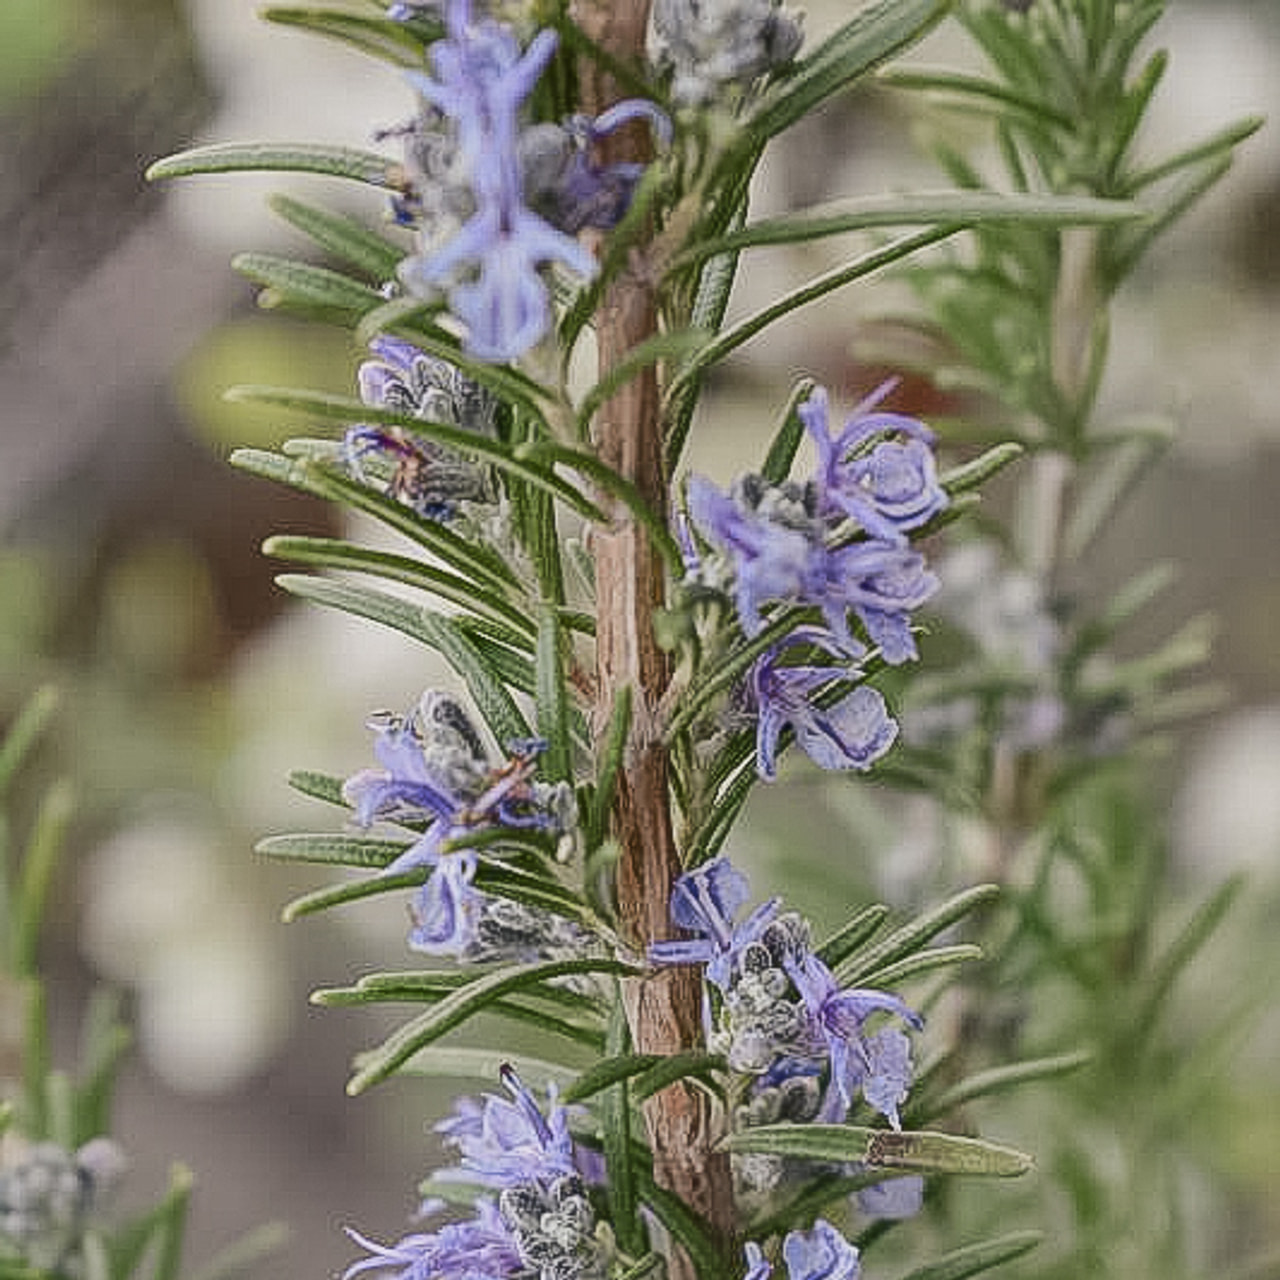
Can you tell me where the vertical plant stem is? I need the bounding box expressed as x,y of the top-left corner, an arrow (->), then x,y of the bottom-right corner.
572,0 -> 735,1264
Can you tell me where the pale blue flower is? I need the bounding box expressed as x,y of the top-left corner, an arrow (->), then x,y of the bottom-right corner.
751,627 -> 898,780
686,474 -> 823,636
786,951 -> 922,1127
782,1219 -> 861,1280
743,1240 -> 774,1280
343,1200 -> 521,1280
401,0 -> 597,360
649,856 -> 781,991
800,383 -> 947,545
437,1067 -> 577,1189
820,540 -> 939,664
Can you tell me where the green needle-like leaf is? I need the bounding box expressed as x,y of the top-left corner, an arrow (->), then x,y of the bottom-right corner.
337,957 -> 639,1093
228,387 -> 604,523
923,1050 -> 1094,1119
232,447 -> 519,595
761,378 -> 819,485
264,535 -> 536,639
837,884 -> 1001,986
147,141 -> 396,186
536,607 -> 573,784
262,6 -> 429,65
892,1232 -> 1043,1280
817,904 -> 891,970
725,1124 -> 1033,1177
266,193 -> 407,279
672,192 -> 1138,272
257,832 -> 410,869
666,228 -> 959,398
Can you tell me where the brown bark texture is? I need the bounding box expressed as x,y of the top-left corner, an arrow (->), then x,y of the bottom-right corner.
571,0 -> 736,1261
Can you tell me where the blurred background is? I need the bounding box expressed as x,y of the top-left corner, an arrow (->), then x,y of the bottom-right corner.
1,0 -> 1278,1276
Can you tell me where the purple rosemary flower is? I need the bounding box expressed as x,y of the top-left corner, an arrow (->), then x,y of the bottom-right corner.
342,692 -> 580,959
401,0 -> 597,360
524,99 -> 672,234
348,337 -> 496,524
800,384 -> 948,545
819,540 -> 940,664
743,1240 -> 774,1280
686,473 -> 823,636
750,627 -> 898,780
782,1219 -> 862,1280
343,1200 -> 523,1280
649,856 -> 781,991
739,1221 -> 862,1280
787,951 -> 922,1128
437,1066 -> 577,1188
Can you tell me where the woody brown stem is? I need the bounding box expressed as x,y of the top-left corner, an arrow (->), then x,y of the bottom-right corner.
570,0 -> 735,1267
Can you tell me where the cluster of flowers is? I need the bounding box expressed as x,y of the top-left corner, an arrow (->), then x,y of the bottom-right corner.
383,0 -> 669,361
0,1135 -> 125,1273
652,856 -> 923,1223
345,1066 -> 607,1280
684,384 -> 948,780
344,690 -> 586,960
344,335 -> 497,521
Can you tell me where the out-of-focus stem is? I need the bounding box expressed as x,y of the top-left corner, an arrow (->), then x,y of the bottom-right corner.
571,0 -> 735,1268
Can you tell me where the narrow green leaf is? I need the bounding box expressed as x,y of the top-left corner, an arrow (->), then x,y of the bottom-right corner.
893,1232 -> 1043,1280
257,831 -> 410,869
417,611 -> 534,748
881,64 -> 1074,126
228,387 -> 604,523
149,1165 -> 195,1280
602,1000 -> 644,1256
340,957 -> 638,1092
575,329 -> 709,436
761,378 -> 819,485
632,1051 -> 726,1102
281,870 -> 422,921
615,1256 -> 664,1280
666,228 -> 959,397
12,781 -> 73,978
925,1050 -> 1093,1118
263,534 -> 536,638
939,442 -> 1024,496
588,685 -> 631,850
273,577 -> 533,745
518,442 -> 684,574
266,193 -> 406,279
146,141 -> 396,186
319,972 -> 608,1050
857,943 -> 984,990
536,608 -> 573,784
186,1223 -> 291,1280
229,448 -> 520,595
817,904 -> 890,970
726,0 -> 948,160
1132,876 -> 1242,1045
837,884 -> 1001,986
287,769 -> 348,808
563,1053 -> 661,1104
262,6 -> 428,65
633,1165 -> 730,1279
1126,117 -> 1264,194
725,1124 -> 1033,1177
0,686 -> 58,799
672,192 -> 1138,272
